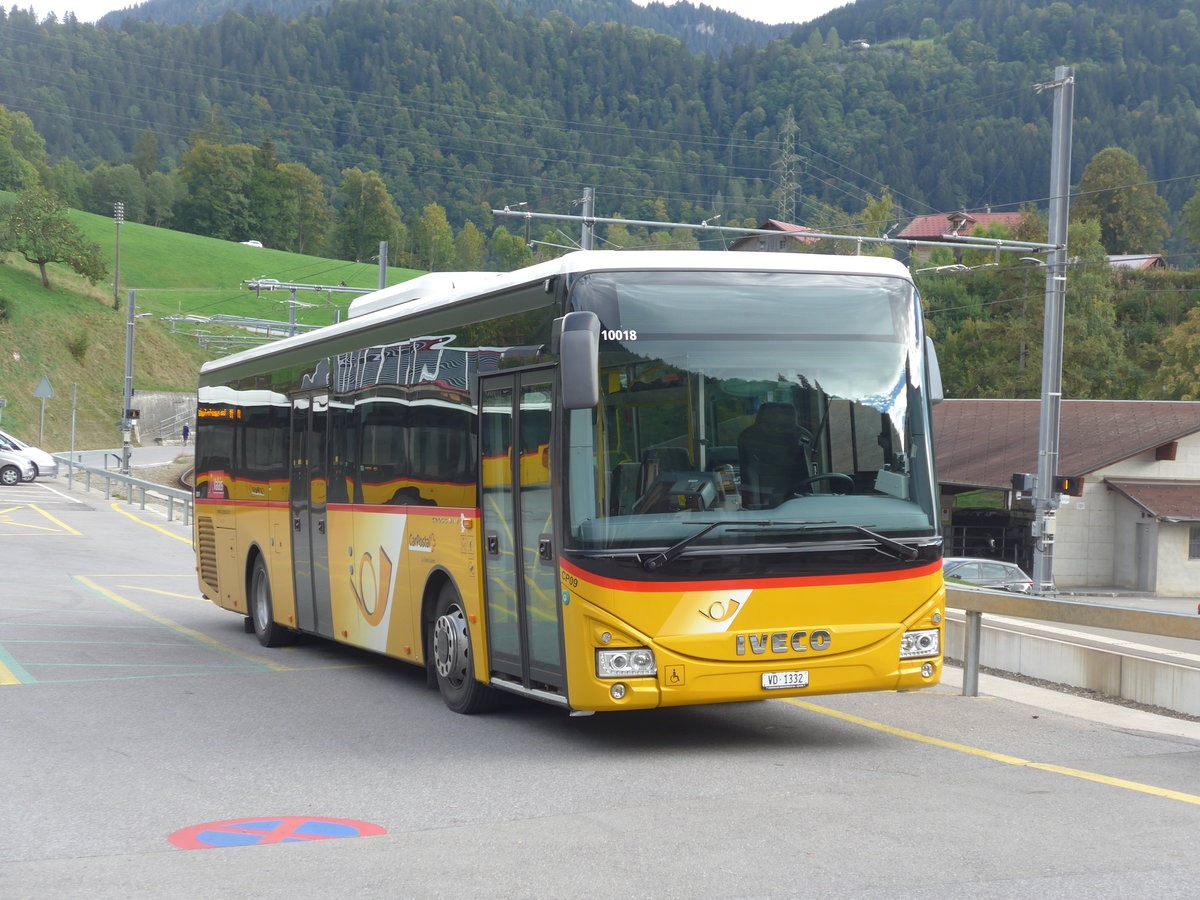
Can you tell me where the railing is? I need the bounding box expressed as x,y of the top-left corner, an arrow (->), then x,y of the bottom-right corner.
946,585 -> 1200,696
55,454 -> 193,526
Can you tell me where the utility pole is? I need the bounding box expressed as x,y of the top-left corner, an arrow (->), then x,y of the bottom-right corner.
580,187 -> 595,250
1031,66 -> 1075,594
378,241 -> 388,289
121,289 -> 136,474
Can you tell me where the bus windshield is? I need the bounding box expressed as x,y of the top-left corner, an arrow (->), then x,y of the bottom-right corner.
564,269 -> 939,556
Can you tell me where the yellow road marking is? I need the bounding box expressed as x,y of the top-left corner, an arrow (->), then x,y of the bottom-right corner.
0,504 -> 82,536
110,502 -> 192,544
75,575 -> 292,672
785,698 -> 1200,807
118,585 -> 206,601
0,659 -> 21,685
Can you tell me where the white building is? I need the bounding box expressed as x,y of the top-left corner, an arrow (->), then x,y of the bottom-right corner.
935,399 -> 1200,596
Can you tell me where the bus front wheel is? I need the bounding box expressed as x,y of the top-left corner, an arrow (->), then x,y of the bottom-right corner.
431,583 -> 495,714
249,555 -> 290,648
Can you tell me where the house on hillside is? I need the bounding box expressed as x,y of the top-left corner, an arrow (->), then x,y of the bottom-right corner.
1107,254 -> 1168,270
898,210 -> 1025,262
934,399 -> 1200,596
727,219 -> 820,252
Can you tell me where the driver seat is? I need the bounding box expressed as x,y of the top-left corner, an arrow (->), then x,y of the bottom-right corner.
738,403 -> 811,508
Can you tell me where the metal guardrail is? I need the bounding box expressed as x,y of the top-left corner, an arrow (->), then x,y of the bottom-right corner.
946,585 -> 1200,697
55,454 -> 193,526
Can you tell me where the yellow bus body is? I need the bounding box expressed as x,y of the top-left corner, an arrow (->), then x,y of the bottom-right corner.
557,559 -> 943,711
198,489 -> 942,712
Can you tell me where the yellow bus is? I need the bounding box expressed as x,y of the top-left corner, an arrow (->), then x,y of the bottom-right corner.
194,251 -> 945,714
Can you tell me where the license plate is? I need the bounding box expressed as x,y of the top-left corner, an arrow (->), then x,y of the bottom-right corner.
761,670 -> 809,690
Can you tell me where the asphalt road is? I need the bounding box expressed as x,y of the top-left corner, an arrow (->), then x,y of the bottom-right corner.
3,478 -> 1200,898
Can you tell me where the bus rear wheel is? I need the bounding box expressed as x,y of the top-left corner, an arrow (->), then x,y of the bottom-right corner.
249,555 -> 290,648
431,582 -> 495,714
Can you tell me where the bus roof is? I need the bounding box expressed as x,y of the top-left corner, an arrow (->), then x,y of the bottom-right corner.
201,250 -> 915,377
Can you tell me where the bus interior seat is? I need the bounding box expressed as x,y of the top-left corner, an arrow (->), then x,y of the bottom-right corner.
610,461 -> 642,515
738,403 -> 812,505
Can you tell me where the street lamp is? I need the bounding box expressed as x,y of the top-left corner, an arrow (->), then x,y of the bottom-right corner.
120,289 -> 151,474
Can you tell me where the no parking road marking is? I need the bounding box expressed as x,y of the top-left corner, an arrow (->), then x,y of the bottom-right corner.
169,816 -> 387,849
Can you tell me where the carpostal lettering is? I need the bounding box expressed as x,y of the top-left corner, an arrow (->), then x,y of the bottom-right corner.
735,629 -> 832,655
408,533 -> 436,553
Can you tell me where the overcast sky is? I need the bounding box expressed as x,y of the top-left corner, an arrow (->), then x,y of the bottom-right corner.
29,0 -> 850,27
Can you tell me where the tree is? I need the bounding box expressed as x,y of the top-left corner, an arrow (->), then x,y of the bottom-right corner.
1071,147 -> 1169,254
245,139 -> 292,248
1159,306 -> 1200,400
1181,183 -> 1200,251
145,171 -> 180,228
44,159 -> 89,209
130,128 -> 160,179
0,187 -> 107,289
334,168 -> 401,263
174,140 -> 256,241
278,162 -> 332,256
487,226 -> 532,271
454,220 -> 485,270
88,163 -> 147,223
414,203 -> 455,271
0,104 -> 46,191
1059,220 -> 1138,397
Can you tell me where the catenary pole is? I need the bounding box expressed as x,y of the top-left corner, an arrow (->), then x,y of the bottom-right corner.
580,187 -> 595,250
1031,66 -> 1075,593
121,289 -> 136,474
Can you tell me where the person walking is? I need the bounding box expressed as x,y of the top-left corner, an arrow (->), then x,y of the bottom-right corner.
182,424 -> 190,446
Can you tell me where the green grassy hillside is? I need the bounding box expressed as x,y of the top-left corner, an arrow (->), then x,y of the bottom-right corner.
0,206 -> 421,452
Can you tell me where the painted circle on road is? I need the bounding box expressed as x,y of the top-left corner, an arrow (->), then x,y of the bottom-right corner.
169,816 -> 387,850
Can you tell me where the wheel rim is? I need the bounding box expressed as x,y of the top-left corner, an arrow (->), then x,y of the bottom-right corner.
0,468 -> 17,485
433,603 -> 470,687
252,569 -> 269,632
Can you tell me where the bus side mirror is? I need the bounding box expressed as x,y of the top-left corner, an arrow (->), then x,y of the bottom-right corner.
559,311 -> 600,410
925,336 -> 944,405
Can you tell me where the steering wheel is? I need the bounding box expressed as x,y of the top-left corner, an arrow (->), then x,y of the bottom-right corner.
789,472 -> 854,495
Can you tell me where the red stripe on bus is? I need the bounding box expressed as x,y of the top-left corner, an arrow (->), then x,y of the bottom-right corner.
194,498 -> 284,509
192,499 -> 481,517
558,557 -> 941,592
326,504 -> 481,517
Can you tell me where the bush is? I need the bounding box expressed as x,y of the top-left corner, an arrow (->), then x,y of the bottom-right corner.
66,328 -> 88,361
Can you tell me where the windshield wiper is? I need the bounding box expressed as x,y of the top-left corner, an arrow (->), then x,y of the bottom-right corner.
641,519 -> 834,571
639,520 -> 921,570
829,524 -> 920,561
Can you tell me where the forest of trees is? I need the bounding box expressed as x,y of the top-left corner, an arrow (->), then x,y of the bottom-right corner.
98,0 -> 793,55
1,0 -> 1200,398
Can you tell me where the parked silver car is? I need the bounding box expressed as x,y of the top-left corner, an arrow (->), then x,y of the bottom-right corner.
0,430 -> 58,479
0,445 -> 36,486
943,557 -> 1034,593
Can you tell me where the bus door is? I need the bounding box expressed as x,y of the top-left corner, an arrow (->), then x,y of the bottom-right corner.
478,370 -> 564,695
289,392 -> 334,637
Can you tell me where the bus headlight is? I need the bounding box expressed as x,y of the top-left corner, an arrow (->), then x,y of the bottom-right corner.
596,647 -> 657,678
900,629 -> 940,659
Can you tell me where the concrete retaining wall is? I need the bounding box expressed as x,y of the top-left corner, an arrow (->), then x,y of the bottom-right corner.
131,391 -> 194,441
945,613 -> 1200,718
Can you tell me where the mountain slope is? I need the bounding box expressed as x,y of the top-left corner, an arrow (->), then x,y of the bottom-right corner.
97,0 -> 795,54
